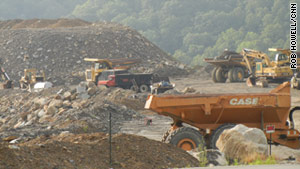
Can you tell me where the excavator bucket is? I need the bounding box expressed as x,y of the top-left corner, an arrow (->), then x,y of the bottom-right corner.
246,76 -> 256,87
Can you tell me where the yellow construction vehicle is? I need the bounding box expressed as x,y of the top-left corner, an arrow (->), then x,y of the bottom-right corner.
242,48 -> 300,89
204,50 -> 256,83
84,58 -> 141,83
19,69 -> 46,90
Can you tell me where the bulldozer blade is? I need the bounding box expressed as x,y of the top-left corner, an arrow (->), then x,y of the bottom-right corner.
246,77 -> 256,87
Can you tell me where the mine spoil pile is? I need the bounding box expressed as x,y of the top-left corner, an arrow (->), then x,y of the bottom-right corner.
0,133 -> 198,169
0,19 -> 186,86
0,83 -> 146,140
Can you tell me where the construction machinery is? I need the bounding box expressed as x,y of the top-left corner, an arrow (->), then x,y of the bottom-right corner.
84,58 -> 141,83
145,82 -> 300,151
204,50 -> 256,83
97,69 -> 153,92
242,48 -> 300,89
0,67 -> 13,89
19,69 -> 46,90
150,77 -> 175,94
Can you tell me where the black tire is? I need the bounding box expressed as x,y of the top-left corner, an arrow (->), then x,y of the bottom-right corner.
233,67 -> 244,82
130,85 -> 139,92
212,67 -> 218,83
139,84 -> 149,92
215,67 -> 226,83
210,123 -> 236,149
228,68 -> 236,82
166,127 -> 205,151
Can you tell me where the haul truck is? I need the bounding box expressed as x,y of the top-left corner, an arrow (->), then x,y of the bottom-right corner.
145,82 -> 300,150
204,50 -> 255,83
84,58 -> 141,83
97,69 -> 153,92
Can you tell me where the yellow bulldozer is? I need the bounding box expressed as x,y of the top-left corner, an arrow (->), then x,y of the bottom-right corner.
19,69 -> 46,90
242,48 -> 300,89
84,58 -> 141,83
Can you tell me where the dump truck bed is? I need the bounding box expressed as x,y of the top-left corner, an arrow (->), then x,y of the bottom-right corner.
204,58 -> 246,67
145,83 -> 290,129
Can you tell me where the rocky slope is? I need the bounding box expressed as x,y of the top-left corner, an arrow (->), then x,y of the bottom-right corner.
0,19 -> 187,86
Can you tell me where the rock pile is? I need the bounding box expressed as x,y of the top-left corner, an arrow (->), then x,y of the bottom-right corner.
0,19 -> 187,86
0,82 -> 146,141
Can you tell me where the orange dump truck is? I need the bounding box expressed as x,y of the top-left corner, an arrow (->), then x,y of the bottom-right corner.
145,82 -> 300,150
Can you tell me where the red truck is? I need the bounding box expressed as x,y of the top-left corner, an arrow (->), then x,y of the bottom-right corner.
97,69 -> 153,92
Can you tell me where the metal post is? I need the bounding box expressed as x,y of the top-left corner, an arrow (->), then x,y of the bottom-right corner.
269,133 -> 272,156
109,111 -> 112,167
260,111 -> 264,130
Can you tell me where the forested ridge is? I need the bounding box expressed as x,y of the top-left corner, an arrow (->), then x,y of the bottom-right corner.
0,0 -> 299,65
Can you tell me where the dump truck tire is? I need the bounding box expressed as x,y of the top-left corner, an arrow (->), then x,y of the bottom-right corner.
228,68 -> 236,82
210,123 -> 236,149
166,127 -> 205,151
130,85 -> 139,92
215,67 -> 226,83
233,67 -> 244,82
139,84 -> 149,92
212,67 -> 218,83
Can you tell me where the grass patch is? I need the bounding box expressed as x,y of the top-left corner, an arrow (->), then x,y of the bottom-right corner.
249,156 -> 277,165
198,146 -> 208,167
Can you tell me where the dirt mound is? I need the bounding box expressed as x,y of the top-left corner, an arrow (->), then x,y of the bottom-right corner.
0,132 -> 198,169
0,18 -> 91,29
0,19 -> 187,86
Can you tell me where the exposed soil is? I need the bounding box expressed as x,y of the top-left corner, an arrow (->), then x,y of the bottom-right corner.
0,133 -> 198,169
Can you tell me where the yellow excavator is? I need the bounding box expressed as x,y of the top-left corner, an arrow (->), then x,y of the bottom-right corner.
242,48 -> 300,89
0,67 -> 13,89
84,58 -> 141,83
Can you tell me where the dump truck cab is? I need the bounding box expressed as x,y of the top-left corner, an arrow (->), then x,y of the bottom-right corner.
97,69 -> 129,87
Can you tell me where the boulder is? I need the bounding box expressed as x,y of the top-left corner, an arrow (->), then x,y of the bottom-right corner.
206,150 -> 228,166
46,106 -> 58,115
78,92 -> 90,99
87,81 -> 96,88
63,91 -> 72,100
63,100 -> 72,108
182,87 -> 196,93
48,99 -> 63,108
98,85 -> 107,91
216,124 -> 268,163
87,86 -> 97,96
33,98 -> 49,108
37,109 -> 46,118
76,82 -> 87,93
2,136 -> 18,142
188,149 -> 227,166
